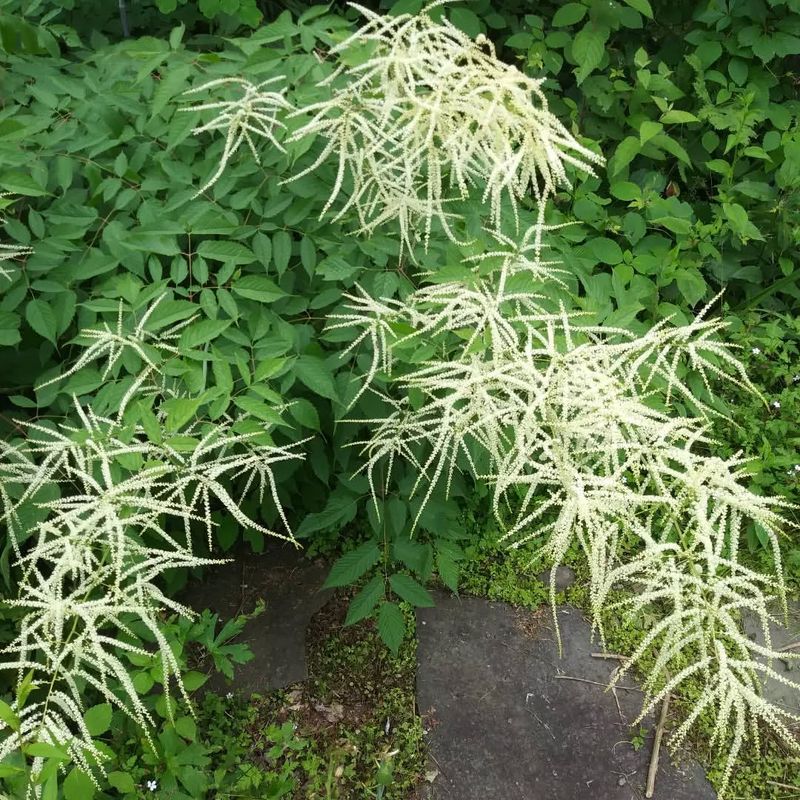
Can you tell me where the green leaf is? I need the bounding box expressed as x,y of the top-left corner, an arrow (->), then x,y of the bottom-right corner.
254,357 -> 286,381
389,573 -> 435,607
695,40 -> 722,68
0,700 -> 20,732
290,397 -> 320,430
449,7 -> 482,37
622,0 -> 652,16
25,743 -> 69,760
609,181 -> 640,201
552,2 -> 587,26
151,65 -> 191,118
676,269 -> 707,306
295,355 -> 337,400
436,551 -> 459,592
25,299 -> 57,344
639,120 -> 663,145
197,240 -> 255,265
175,715 -> 197,741
660,110 -> 699,124
608,137 -> 640,175
296,491 -> 359,537
299,235 -> 317,276
377,602 -> 405,653
345,575 -> 385,625
63,768 -> 95,800
108,772 -> 136,794
324,540 -> 381,588
573,23 -> 608,84
83,703 -> 112,736
587,237 -> 624,265
272,230 -> 292,274
162,396 -> 202,430
233,395 -> 284,425
231,275 -> 285,303
179,319 -> 230,350
652,216 -> 692,235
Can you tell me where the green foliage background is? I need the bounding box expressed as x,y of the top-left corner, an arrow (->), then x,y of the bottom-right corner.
0,0 -> 799,796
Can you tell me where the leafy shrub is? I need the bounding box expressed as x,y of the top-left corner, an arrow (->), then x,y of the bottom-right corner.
0,0 -> 798,797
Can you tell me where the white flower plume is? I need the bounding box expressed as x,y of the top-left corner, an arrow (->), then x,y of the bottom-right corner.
285,3 -> 602,252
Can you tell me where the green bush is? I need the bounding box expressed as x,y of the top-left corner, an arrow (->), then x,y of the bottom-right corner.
0,0 -> 799,797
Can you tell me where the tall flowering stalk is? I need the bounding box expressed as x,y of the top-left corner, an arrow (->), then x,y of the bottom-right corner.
0,301 -> 304,794
321,7 -> 800,795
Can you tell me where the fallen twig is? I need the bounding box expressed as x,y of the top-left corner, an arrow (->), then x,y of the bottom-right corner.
553,675 -> 641,692
767,780 -> 800,791
591,652 -> 628,661
645,692 -> 671,799
610,666 -> 624,722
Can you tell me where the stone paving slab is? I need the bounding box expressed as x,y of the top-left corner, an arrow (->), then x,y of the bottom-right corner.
417,593 -> 716,800
742,600 -> 800,712
182,543 -> 331,694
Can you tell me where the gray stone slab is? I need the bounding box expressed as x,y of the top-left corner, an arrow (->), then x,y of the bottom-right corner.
182,544 -> 331,694
417,594 -> 716,800
742,600 -> 800,712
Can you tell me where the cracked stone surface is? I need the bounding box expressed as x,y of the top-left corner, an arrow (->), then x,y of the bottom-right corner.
182,543 -> 331,694
417,593 -> 716,800
742,599 -> 800,713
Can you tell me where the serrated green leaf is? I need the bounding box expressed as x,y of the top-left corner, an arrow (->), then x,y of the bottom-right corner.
377,602 -> 405,653
108,772 -> 136,794
639,120 -> 663,145
573,23 -> 608,84
622,0 -> 652,17
231,275 -> 285,303
389,573 -> 435,607
609,136 -> 640,175
179,318 -> 230,350
295,355 -> 337,400
64,768 -> 95,800
324,540 -> 381,588
290,397 -> 320,430
272,230 -> 292,274
345,575 -> 384,625
25,299 -> 57,344
197,240 -> 255,265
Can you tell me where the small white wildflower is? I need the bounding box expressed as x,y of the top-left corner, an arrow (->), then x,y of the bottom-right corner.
146,780 -> 158,792
794,465 -> 800,472
226,691 -> 234,700
793,374 -> 800,382
751,347 -> 761,355
773,400 -> 781,409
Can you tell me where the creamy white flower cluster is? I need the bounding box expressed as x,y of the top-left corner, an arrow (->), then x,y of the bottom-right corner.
285,3 -> 601,251
337,224 -> 798,793
0,300 -> 304,791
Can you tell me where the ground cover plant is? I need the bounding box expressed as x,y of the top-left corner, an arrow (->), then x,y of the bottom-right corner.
0,0 -> 798,797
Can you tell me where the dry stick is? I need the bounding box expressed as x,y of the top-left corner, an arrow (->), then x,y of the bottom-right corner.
778,641 -> 800,652
645,692 -> 671,799
767,781 -> 800,791
591,652 -> 628,661
553,675 -> 641,692
610,666 -> 624,722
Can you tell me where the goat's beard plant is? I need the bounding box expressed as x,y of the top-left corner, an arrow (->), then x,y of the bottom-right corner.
0,298 -> 304,794
303,5 -> 800,796
3,3 -> 797,797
